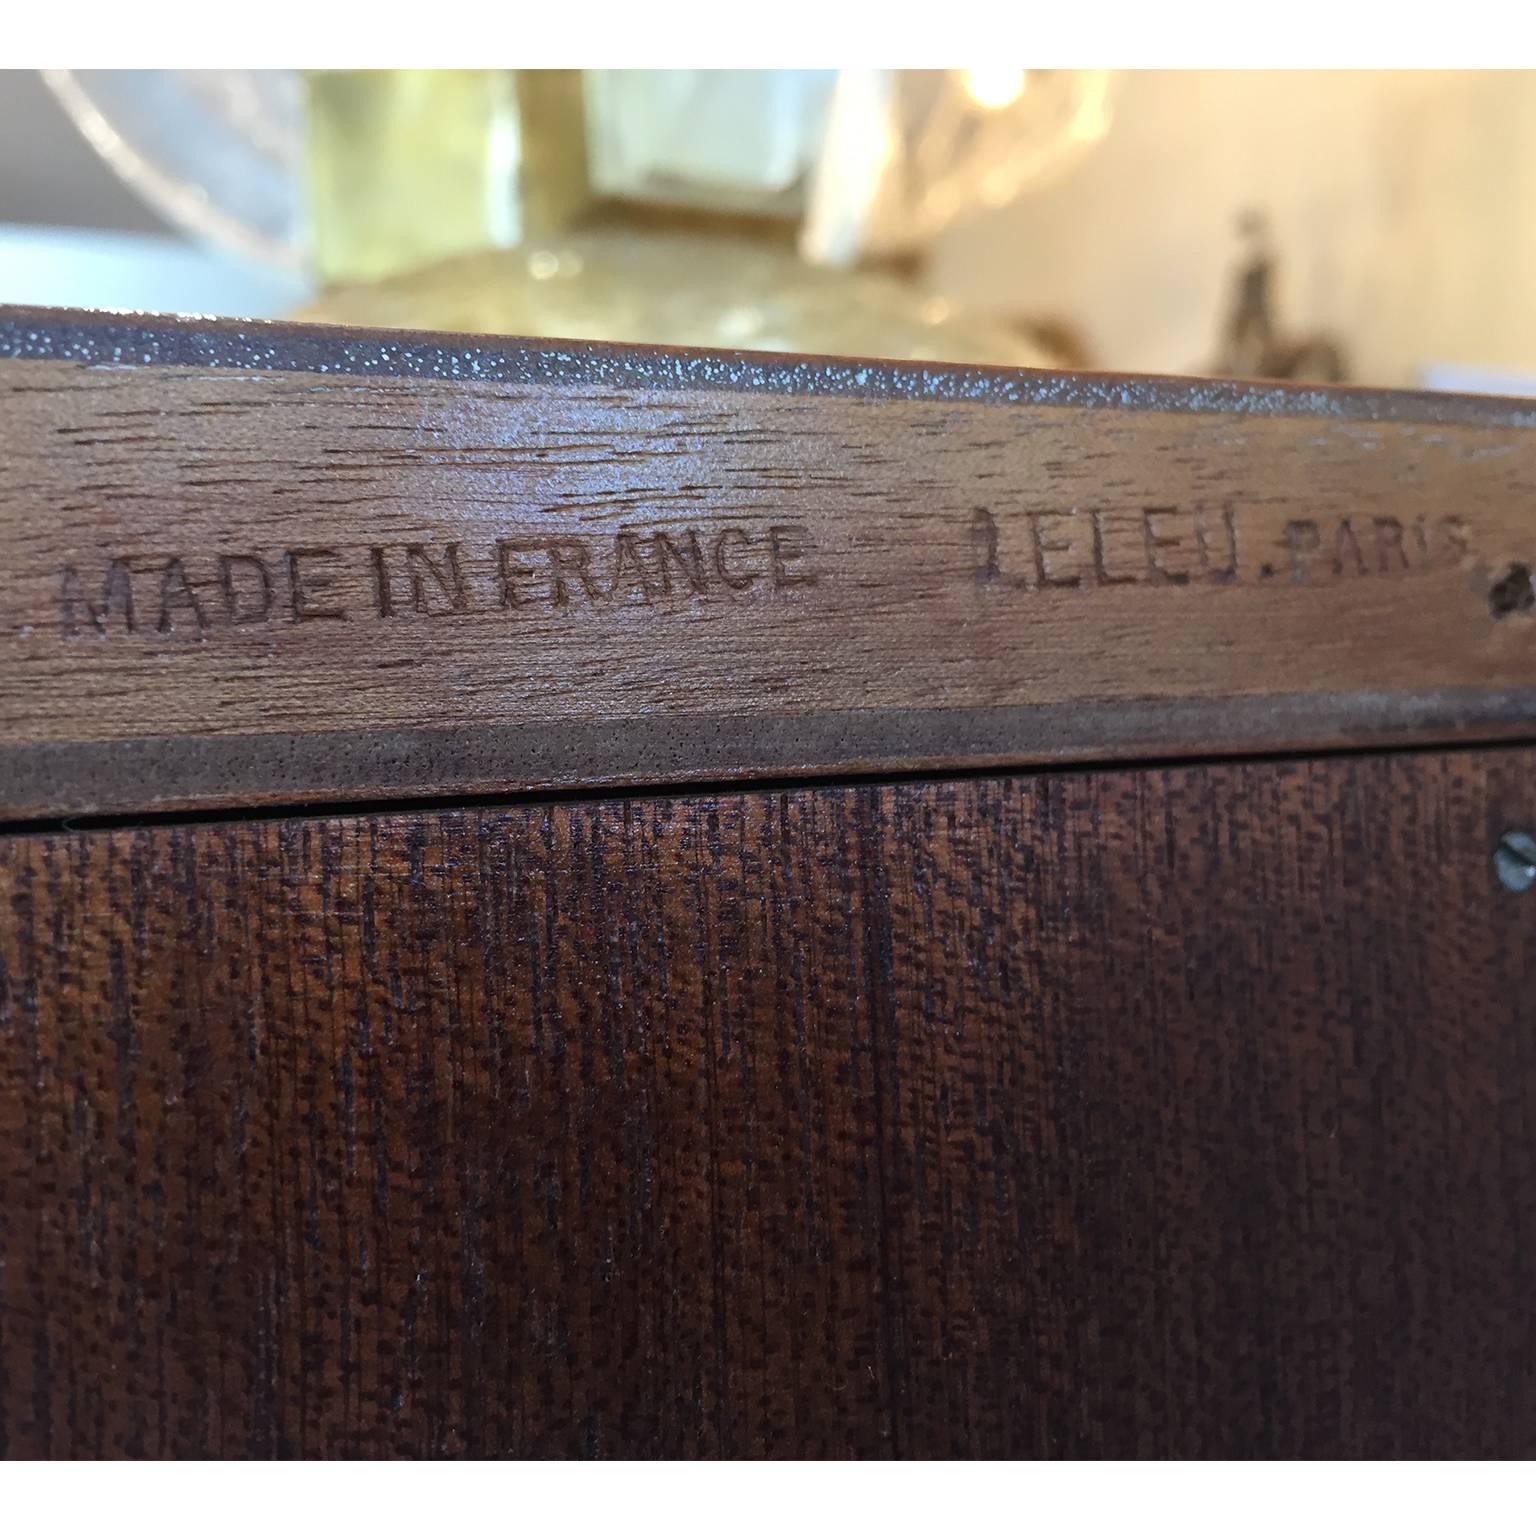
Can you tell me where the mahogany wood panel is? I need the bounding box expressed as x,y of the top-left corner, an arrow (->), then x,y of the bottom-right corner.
5,307 -> 1536,818
2,747 -> 1534,1457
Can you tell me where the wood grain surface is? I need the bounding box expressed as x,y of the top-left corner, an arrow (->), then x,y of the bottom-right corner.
5,306 -> 1536,818
3,746 -> 1533,1458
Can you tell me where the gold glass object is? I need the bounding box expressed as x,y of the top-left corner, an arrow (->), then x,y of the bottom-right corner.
45,69 -> 1115,367
297,69 -> 1078,366
305,70 -> 520,287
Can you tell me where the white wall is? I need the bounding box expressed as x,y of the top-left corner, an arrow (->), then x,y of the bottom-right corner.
933,70 -> 1536,385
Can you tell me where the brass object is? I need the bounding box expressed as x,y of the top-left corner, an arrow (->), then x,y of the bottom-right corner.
294,227 -> 1050,367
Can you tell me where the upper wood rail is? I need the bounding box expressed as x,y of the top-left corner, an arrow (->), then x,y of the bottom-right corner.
3,304 -> 1535,819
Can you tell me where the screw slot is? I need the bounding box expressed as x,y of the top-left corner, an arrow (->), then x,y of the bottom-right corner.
1495,830 -> 1536,892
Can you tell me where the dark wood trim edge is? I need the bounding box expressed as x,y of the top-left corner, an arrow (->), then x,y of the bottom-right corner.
4,303 -> 1534,426
8,689 -> 1536,821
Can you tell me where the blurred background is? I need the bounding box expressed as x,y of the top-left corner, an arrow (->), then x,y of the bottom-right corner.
2,67 -> 1534,392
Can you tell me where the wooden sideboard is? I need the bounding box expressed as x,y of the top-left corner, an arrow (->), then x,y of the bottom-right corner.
2,307 -> 1534,1457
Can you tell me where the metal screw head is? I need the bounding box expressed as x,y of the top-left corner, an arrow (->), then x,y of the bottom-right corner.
1495,831 -> 1536,892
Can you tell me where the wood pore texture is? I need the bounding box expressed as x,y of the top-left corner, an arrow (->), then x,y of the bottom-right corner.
3,747 -> 1534,1459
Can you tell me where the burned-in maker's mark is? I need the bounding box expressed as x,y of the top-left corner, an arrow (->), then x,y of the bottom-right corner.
970,504 -> 1471,591
58,521 -> 817,638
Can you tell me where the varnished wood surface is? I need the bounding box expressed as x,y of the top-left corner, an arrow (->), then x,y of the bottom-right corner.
3,747 -> 1533,1457
5,306 -> 1536,818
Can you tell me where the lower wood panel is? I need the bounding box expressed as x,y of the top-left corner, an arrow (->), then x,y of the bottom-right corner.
2,749 -> 1534,1457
